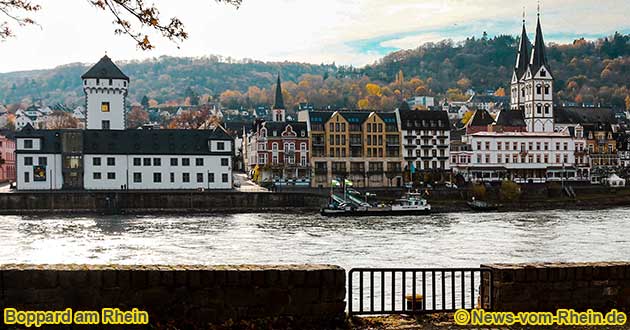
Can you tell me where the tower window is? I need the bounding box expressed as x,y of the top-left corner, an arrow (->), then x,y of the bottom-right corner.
536,85 -> 542,95
96,79 -> 100,85
109,79 -> 112,85
544,85 -> 550,94
101,102 -> 110,112
102,120 -> 110,130
541,69 -> 547,77
536,105 -> 542,114
124,81 -> 127,87
544,104 -> 550,114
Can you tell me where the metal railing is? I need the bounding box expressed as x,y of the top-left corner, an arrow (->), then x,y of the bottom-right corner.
348,268 -> 492,315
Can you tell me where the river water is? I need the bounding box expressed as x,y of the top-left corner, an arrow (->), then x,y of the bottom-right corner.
1,208 -> 629,269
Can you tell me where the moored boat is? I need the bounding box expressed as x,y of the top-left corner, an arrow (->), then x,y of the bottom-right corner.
320,192 -> 431,217
467,200 -> 499,211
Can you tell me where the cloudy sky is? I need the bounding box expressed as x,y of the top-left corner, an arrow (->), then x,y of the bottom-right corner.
0,0 -> 629,73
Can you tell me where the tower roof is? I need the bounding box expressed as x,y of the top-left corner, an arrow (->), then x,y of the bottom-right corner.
81,55 -> 129,81
273,74 -> 285,109
529,16 -> 549,74
514,22 -> 530,79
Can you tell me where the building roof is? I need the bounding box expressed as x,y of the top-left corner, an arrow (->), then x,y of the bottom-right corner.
273,74 -> 285,110
515,22 -> 531,79
400,110 -> 450,130
554,107 -> 616,125
399,101 -> 411,112
467,109 -> 495,127
470,94 -> 510,104
529,16 -> 549,74
261,121 -> 308,137
81,55 -> 129,81
16,127 -> 233,155
495,110 -> 526,127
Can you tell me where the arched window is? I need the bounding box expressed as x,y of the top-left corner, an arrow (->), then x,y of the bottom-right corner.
544,104 -> 550,114
540,69 -> 547,77
536,85 -> 542,95
536,104 -> 542,114
544,85 -> 550,94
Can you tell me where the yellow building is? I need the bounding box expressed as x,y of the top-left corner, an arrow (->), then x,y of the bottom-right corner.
300,110 -> 402,188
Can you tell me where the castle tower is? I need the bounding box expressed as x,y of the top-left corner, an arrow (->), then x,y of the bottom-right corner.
510,18 -> 530,111
271,74 -> 286,122
522,12 -> 554,133
81,55 -> 129,130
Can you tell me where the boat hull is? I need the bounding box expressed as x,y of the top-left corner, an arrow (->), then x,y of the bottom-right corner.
466,201 -> 498,211
320,208 -> 431,217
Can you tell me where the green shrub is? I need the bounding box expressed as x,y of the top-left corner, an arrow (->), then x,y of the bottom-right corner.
500,180 -> 521,201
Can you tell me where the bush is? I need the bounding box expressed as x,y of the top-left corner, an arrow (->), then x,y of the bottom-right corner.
500,180 -> 521,201
471,183 -> 486,199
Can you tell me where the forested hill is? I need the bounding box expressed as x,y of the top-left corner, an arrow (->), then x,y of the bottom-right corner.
0,56 -> 335,106
1,32 -> 629,110
360,33 -> 630,109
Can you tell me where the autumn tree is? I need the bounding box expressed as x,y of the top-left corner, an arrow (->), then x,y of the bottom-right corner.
1,0 -> 242,49
494,87 -> 506,96
127,106 -> 149,128
140,95 -> 149,108
44,111 -> 81,129
625,95 -> 630,111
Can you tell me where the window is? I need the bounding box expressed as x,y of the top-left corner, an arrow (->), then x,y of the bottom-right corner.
196,158 -> 204,166
107,157 -> 115,166
93,157 -> 101,166
102,120 -> 110,129
101,102 -> 110,112
170,173 -> 175,183
153,173 -> 162,183
93,172 -> 102,180
540,69 -> 547,77
107,172 -> 116,180
24,172 -> 30,183
133,173 -> 142,183
24,140 -> 33,149
208,173 -> 215,182
143,158 -> 151,166
133,158 -> 141,166
536,85 -> 542,95
222,173 -> 228,183
153,158 -> 161,166
24,157 -> 33,166
38,157 -> 47,166
544,85 -> 550,94
197,173 -> 204,183
182,158 -> 190,166
182,173 -> 190,182
221,158 -> 229,166
217,142 -> 225,150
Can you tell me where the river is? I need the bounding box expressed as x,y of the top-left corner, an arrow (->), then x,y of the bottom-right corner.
1,208 -> 629,269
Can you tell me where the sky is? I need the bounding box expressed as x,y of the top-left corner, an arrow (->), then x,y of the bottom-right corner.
0,0 -> 629,73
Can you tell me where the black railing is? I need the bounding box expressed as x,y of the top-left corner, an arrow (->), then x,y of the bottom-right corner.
348,268 -> 492,315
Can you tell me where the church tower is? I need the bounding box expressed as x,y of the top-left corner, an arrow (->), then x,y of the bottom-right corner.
271,74 -> 286,122
81,55 -> 129,130
522,12 -> 554,132
510,18 -> 530,111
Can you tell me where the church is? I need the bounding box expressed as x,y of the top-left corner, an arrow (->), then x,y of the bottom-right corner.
451,11 -> 591,183
15,55 -> 234,190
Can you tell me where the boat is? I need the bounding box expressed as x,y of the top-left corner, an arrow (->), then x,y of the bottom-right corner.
467,199 -> 499,211
320,192 -> 431,217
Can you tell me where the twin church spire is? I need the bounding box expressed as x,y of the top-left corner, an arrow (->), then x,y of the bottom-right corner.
514,10 -> 549,80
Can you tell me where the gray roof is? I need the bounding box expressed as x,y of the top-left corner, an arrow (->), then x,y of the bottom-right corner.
554,107 -> 616,125
495,110 -> 526,127
262,121 -> 308,137
467,109 -> 495,127
400,110 -> 449,130
81,55 -> 129,81
16,127 -> 233,155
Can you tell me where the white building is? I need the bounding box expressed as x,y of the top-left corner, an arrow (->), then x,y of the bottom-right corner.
406,96 -> 435,109
15,55 -> 234,191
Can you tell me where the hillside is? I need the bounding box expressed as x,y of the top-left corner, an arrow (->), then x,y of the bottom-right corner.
0,32 -> 629,111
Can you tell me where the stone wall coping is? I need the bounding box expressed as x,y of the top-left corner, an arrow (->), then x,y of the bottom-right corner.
0,264 -> 343,271
481,261 -> 630,269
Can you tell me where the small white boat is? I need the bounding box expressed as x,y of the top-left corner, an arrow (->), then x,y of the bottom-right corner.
320,192 -> 431,217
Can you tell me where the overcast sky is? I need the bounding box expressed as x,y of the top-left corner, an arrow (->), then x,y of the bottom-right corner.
0,0 -> 629,73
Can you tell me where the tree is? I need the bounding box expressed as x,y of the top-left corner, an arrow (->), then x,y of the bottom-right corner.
44,111 -> 81,129
365,83 -> 382,97
140,95 -> 149,108
456,77 -> 471,91
625,95 -> 630,111
471,183 -> 486,199
499,180 -> 521,202
1,0 -> 242,49
127,106 -> 149,128
494,87 -> 506,96
461,110 -> 474,125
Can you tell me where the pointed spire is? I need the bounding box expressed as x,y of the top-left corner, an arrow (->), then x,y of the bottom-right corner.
514,19 -> 530,79
273,74 -> 285,110
530,13 -> 549,74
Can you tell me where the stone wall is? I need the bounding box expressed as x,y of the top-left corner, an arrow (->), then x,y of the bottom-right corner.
481,262 -> 630,312
0,191 -> 327,214
0,264 -> 346,326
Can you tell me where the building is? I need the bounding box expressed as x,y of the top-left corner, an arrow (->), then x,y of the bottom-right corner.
244,75 -> 311,186
399,108 -> 451,182
406,96 -> 435,109
0,134 -> 16,183
302,110 -> 402,188
15,55 -> 234,191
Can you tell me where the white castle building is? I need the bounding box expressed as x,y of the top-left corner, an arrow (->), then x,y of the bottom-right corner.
15,55 -> 234,190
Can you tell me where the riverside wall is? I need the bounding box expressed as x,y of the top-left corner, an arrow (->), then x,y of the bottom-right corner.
481,262 -> 630,312
0,264 -> 346,327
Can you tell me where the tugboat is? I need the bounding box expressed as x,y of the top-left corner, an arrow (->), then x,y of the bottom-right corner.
320,191 -> 431,217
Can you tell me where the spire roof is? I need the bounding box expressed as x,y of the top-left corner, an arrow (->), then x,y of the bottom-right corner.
514,22 -> 530,79
81,55 -> 129,81
530,15 -> 549,74
273,74 -> 285,109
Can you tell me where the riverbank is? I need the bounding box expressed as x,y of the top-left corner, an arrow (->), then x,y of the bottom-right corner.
0,185 -> 629,215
